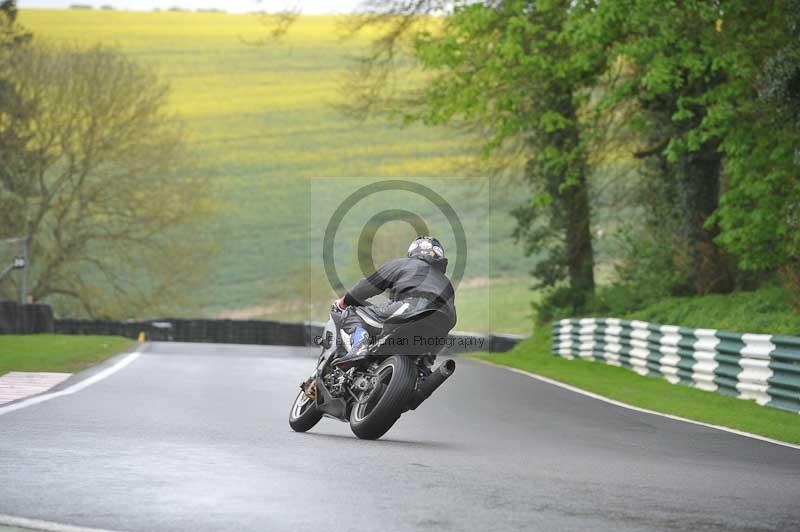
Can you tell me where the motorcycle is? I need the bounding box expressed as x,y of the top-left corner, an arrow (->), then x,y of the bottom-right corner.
289,303 -> 456,440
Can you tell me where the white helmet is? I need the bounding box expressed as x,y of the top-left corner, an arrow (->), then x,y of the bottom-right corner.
408,235 -> 445,260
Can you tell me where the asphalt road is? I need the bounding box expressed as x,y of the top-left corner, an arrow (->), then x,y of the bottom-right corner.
1,342 -> 799,532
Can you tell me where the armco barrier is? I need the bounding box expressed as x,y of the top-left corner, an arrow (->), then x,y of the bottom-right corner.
53,317 -> 525,353
0,301 -> 54,334
552,318 -> 800,413
54,318 -> 307,346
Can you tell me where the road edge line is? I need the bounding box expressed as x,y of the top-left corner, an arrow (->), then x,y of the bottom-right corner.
473,358 -> 800,452
0,351 -> 141,418
0,513 -> 120,532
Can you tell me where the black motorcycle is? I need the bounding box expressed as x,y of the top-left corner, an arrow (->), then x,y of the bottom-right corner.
289,304 -> 456,440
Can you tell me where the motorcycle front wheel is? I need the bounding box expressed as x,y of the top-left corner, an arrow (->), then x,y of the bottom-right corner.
349,355 -> 416,440
289,388 -> 323,432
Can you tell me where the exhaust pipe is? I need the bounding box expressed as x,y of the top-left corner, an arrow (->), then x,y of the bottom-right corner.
407,359 -> 456,411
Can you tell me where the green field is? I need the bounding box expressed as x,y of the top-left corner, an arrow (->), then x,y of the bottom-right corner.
19,9 -> 537,332
0,335 -> 134,375
260,276 -> 536,335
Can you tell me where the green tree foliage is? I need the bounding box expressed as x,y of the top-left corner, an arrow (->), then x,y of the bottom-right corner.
708,1 -> 800,284
346,1 -> 600,310
417,1 -> 598,303
345,0 -> 800,317
584,0 -> 800,301
0,42 -> 214,318
582,0 -> 733,294
759,0 -> 800,133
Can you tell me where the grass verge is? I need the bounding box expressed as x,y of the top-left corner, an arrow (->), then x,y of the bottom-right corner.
0,335 -> 135,375
476,327 -> 800,445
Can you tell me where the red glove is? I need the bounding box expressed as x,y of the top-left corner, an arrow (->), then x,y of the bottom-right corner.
334,296 -> 346,310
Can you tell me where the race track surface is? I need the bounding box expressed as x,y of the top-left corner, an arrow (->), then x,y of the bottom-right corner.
1,342 -> 798,532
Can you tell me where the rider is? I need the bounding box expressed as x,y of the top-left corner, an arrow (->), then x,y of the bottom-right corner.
333,235 -> 457,368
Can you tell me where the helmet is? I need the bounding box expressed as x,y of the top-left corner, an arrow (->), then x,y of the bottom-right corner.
407,235 -> 445,260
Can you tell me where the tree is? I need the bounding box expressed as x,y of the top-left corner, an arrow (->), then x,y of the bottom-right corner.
0,43 -> 214,317
0,1 -> 27,50
344,1 -> 600,309
0,0 -> 33,246
708,0 -> 800,305
581,0 -> 741,294
583,0 -> 800,298
759,0 -> 800,134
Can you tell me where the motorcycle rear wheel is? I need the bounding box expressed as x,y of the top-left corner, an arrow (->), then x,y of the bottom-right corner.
289,388 -> 323,432
349,356 -> 416,440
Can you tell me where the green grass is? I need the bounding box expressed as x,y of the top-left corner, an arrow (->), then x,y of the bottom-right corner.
0,335 -> 134,375
478,288 -> 800,444
453,278 -> 537,334
246,276 -> 539,334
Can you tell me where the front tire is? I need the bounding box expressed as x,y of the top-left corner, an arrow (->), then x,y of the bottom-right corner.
289,389 -> 322,432
349,356 -> 417,440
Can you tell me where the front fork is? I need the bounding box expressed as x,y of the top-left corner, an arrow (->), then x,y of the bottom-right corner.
300,376 -> 317,401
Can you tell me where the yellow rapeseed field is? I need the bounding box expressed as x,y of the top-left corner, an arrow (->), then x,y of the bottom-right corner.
19,9 -> 534,333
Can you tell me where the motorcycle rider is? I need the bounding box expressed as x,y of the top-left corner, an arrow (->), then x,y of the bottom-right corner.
333,235 -> 457,368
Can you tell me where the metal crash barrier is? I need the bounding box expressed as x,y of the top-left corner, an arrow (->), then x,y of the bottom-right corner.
552,318 -> 800,413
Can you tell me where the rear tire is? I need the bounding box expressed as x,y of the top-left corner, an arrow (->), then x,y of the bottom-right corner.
349,356 -> 417,440
289,389 -> 323,432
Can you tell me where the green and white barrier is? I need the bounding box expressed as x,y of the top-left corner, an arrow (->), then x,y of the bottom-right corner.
552,318 -> 800,413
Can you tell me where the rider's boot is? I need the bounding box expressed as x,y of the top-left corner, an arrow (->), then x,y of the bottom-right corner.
335,326 -> 370,369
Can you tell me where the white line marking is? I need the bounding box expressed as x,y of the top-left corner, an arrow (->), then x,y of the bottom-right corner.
473,359 -> 800,452
0,513 -> 120,532
0,351 -> 141,418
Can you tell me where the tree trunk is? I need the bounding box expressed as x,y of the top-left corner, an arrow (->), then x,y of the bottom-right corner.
677,146 -> 736,294
562,167 -> 595,299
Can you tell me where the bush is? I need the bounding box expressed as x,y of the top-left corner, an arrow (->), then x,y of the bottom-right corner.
588,283 -> 658,317
626,286 -> 800,335
534,285 -> 590,324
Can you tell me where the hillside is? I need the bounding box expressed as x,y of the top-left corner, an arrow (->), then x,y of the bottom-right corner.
19,9 -> 537,332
